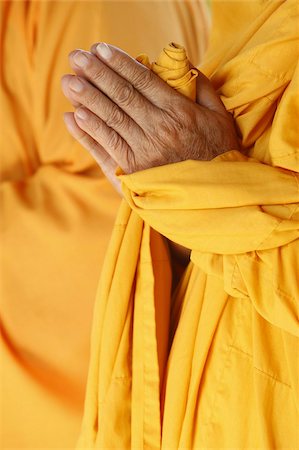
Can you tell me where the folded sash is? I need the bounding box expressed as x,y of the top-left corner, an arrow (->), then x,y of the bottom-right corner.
77,4 -> 299,444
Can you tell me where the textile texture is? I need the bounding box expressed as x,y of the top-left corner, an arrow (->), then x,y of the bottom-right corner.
77,1 -> 299,448
0,1 -> 208,448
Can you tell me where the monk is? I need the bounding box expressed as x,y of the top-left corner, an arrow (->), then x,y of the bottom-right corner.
62,1 -> 299,448
0,1 -> 208,448
61,44 -> 239,273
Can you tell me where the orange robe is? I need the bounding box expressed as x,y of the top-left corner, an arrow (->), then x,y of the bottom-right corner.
76,1 -> 299,448
0,1 -> 208,448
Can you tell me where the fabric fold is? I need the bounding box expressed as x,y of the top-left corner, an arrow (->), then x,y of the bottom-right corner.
78,2 -> 299,447
118,152 -> 299,254
1,2 -> 210,448
137,42 -> 198,100
77,42 -> 197,449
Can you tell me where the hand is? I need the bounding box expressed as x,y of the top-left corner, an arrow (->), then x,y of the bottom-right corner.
61,43 -> 239,192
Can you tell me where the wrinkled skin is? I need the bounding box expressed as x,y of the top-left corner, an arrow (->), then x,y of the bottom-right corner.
61,42 -> 240,271
61,43 -> 239,193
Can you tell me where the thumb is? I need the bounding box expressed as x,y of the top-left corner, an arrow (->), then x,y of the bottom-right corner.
190,63 -> 227,116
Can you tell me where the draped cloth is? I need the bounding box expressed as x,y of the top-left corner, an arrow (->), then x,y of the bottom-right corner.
77,1 -> 299,448
0,2 -> 209,448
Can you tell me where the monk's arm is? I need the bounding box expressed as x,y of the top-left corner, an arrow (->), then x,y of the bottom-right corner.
61,44 -> 239,274
61,43 -> 239,180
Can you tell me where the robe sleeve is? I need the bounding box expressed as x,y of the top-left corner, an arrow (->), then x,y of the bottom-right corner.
117,61 -> 299,337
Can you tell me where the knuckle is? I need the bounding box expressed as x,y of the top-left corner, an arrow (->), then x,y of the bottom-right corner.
91,64 -> 107,84
106,105 -> 126,129
134,67 -> 154,91
92,118 -> 103,135
86,90 -> 100,110
114,57 -> 127,74
107,130 -> 122,150
112,83 -> 135,108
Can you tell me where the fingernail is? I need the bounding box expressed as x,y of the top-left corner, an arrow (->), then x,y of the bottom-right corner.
70,77 -> 84,92
96,43 -> 112,59
75,108 -> 88,120
73,51 -> 89,68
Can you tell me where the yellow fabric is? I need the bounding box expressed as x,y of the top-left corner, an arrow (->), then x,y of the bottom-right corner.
0,1 -> 208,449
77,1 -> 299,448
137,43 -> 199,101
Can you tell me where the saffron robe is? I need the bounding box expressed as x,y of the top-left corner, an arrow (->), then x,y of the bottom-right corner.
76,1 -> 299,448
0,1 -> 208,448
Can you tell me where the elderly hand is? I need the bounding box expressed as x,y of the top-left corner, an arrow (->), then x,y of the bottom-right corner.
61,43 -> 239,192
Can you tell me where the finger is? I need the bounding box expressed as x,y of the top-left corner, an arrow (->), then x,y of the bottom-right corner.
89,43 -> 176,107
61,73 -> 142,147
64,112 -> 122,194
73,106 -> 133,173
63,111 -> 118,172
189,64 -> 228,116
61,74 -> 82,108
68,48 -> 159,127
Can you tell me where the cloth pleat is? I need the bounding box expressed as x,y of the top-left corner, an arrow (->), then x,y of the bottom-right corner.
77,3 -> 299,446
